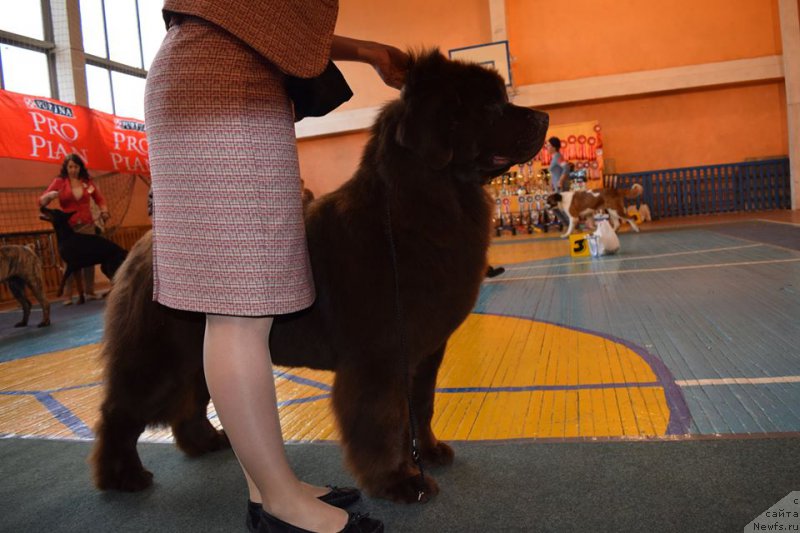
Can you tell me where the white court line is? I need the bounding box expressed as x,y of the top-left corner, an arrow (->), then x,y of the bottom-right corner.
755,219 -> 800,228
505,243 -> 764,271
486,257 -> 800,282
677,376 -> 800,387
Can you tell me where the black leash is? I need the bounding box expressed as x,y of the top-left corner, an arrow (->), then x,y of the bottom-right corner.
382,185 -> 427,502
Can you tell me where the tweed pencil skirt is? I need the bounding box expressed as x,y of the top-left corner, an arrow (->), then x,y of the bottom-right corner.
144,17 -> 315,316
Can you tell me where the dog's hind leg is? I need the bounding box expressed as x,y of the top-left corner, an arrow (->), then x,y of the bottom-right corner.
74,269 -> 86,304
90,403 -> 152,491
7,277 -> 31,327
333,363 -> 440,504
26,274 -> 50,327
411,343 -> 453,467
171,375 -> 230,456
624,216 -> 640,232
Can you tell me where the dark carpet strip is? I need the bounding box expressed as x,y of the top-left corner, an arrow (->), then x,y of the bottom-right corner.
1,437 -> 797,532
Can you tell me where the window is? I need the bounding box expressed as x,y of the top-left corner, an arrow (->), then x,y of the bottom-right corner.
85,64 -> 113,114
0,44 -> 51,97
0,0 -> 45,40
80,0 -> 165,118
111,71 -> 146,119
0,0 -> 54,98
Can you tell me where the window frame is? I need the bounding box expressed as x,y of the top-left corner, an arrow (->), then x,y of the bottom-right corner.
0,0 -> 57,98
82,0 -> 151,117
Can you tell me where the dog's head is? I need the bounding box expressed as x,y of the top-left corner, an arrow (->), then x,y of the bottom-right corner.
393,51 -> 548,183
39,206 -> 75,225
546,193 -> 562,208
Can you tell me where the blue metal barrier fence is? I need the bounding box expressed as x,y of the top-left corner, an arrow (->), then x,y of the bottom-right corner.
603,158 -> 791,219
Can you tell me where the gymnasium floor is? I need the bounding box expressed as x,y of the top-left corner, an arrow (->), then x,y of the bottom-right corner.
1,211 -> 799,444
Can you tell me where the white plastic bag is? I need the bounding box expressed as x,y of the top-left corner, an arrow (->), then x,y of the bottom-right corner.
590,215 -> 620,256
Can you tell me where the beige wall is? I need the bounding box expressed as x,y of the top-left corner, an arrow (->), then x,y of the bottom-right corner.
298,0 -> 792,196
543,82 -> 788,173
299,0 -> 494,195
508,0 -> 783,84
4,1 -> 793,210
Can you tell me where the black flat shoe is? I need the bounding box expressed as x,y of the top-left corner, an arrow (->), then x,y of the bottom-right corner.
255,509 -> 383,533
319,485 -> 361,508
247,487 -> 362,532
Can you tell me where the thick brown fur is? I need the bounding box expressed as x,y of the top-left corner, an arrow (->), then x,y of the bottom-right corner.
0,245 -> 50,327
90,50 -> 548,501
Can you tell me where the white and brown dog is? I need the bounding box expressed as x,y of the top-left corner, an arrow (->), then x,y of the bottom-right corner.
547,184 -> 643,238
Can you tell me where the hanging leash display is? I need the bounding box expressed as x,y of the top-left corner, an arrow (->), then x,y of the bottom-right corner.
382,185 -> 428,503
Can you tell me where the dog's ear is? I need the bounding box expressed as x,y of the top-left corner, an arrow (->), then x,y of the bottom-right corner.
395,93 -> 454,170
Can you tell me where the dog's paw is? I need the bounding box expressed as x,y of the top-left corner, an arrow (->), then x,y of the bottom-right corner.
95,463 -> 154,492
13,321 -> 28,328
37,320 -> 51,327
420,441 -> 454,467
175,427 -> 230,457
378,472 -> 440,504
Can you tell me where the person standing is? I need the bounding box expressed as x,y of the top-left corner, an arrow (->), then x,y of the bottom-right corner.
39,154 -> 110,303
546,136 -> 570,193
545,137 -> 571,228
145,2 -> 408,532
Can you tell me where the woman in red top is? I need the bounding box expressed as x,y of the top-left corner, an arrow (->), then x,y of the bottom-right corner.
39,154 -> 111,303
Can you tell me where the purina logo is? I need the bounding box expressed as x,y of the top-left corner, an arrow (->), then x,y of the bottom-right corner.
745,491 -> 800,531
29,98 -> 74,118
115,119 -> 145,132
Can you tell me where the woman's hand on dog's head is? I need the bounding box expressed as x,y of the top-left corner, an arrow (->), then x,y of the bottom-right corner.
364,44 -> 409,89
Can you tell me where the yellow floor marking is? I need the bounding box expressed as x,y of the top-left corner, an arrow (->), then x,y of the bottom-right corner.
0,395 -> 58,437
602,388 -> 624,436
578,389 -> 595,437
522,391 -> 544,437
1,314 -> 672,442
0,345 -> 102,391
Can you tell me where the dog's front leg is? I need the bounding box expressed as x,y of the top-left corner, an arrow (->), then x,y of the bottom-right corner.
411,343 -> 453,467
58,266 -> 77,298
561,216 -> 575,238
332,362 -> 440,504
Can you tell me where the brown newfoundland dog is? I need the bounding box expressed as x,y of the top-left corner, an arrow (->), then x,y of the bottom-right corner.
90,50 -> 548,503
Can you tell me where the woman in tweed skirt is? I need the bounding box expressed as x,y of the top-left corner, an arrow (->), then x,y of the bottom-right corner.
145,2 -> 407,532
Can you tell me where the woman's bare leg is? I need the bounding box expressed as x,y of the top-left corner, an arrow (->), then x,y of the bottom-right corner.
204,314 -> 347,532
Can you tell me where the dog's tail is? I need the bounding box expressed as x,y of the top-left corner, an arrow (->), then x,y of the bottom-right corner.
100,231 -> 159,369
625,183 -> 643,199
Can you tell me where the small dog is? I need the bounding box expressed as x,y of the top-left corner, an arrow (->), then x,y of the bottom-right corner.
547,184 -> 643,238
0,244 -> 50,327
39,207 -> 128,303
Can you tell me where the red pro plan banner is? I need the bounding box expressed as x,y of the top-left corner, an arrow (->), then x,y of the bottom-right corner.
0,89 -> 149,175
